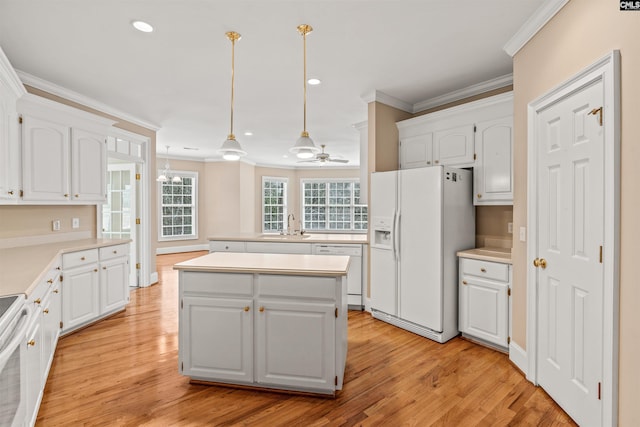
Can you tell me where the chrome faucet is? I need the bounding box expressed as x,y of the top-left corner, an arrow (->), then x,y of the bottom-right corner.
287,214 -> 295,234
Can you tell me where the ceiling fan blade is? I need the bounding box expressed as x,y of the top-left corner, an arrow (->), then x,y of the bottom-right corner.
296,159 -> 319,163
328,158 -> 349,163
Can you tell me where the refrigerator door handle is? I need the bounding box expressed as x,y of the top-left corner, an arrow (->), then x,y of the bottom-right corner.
391,210 -> 397,259
394,211 -> 401,261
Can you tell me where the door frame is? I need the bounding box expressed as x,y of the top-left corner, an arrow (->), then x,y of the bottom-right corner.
526,51 -> 620,426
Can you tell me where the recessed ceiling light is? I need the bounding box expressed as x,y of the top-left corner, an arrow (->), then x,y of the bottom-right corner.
132,20 -> 154,33
244,131 -> 253,136
308,78 -> 321,85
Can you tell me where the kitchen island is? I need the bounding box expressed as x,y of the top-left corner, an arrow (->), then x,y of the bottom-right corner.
174,251 -> 350,396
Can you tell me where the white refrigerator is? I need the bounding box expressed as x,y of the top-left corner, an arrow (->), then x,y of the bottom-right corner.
370,166 -> 475,343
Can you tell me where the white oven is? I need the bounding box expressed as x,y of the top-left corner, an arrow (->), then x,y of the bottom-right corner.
0,295 -> 30,427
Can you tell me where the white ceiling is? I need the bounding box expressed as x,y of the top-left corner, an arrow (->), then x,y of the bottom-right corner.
0,0 -> 543,167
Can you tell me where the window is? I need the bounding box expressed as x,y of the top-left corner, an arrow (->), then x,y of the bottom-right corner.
302,179 -> 368,231
262,177 -> 287,232
158,171 -> 197,240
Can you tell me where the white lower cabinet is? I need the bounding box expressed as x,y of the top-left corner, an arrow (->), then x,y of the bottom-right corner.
459,257 -> 511,350
62,263 -> 100,332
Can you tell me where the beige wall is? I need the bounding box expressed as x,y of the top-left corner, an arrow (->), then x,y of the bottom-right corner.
0,205 -> 96,238
475,205 -> 513,248
512,0 -> 639,423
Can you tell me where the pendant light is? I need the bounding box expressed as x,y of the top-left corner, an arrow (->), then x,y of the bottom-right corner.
290,24 -> 320,159
157,145 -> 181,183
218,31 -> 247,161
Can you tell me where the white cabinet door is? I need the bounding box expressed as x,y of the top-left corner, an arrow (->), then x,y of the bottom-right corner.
399,134 -> 433,169
0,81 -> 20,201
62,265 -> 100,332
100,257 -> 129,314
433,124 -> 474,166
71,128 -> 106,202
255,300 -> 335,392
41,280 -> 61,375
459,277 -> 509,347
22,116 -> 70,201
474,116 -> 513,205
181,296 -> 253,383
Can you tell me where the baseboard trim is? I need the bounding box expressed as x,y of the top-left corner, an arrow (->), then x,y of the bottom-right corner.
156,244 -> 209,255
509,340 -> 528,377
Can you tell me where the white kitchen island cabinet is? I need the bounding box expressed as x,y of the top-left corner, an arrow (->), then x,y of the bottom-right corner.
175,252 -> 350,396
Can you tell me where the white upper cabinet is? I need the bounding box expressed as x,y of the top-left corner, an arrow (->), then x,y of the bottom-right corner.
0,46 -> 26,202
474,116 -> 513,205
18,93 -> 115,203
397,92 -> 513,205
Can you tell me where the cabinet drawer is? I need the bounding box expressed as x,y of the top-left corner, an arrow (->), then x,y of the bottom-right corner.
257,275 -> 337,300
461,258 -> 509,282
62,249 -> 98,269
210,241 -> 246,253
99,244 -> 129,261
246,242 -> 312,254
181,271 -> 253,296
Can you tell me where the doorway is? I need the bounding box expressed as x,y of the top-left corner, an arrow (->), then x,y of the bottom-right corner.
527,51 -> 620,426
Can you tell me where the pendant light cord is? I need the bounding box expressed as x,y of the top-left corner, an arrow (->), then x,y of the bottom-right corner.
230,36 -> 235,138
303,29 -> 307,134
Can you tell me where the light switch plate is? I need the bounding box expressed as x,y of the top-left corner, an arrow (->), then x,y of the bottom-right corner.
519,226 -> 526,242
508,222 -> 513,234
72,218 -> 80,229
52,220 -> 61,231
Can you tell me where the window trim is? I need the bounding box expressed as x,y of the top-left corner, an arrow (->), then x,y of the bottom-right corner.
157,169 -> 198,241
300,178 -> 368,233
261,176 -> 288,234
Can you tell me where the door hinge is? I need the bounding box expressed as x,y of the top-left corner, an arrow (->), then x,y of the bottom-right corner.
588,107 -> 603,126
19,116 -> 23,124
598,382 -> 602,400
19,190 -> 23,197
136,173 -> 141,180
181,299 -> 183,309
181,362 -> 183,372
60,275 -> 63,282
473,153 -> 477,161
599,246 -> 603,263
335,376 -> 338,386
136,263 -> 141,270
507,336 -> 511,344
335,307 -> 338,318
59,321 -> 63,329
136,218 -> 141,225
473,125 -> 477,132
508,288 -> 511,297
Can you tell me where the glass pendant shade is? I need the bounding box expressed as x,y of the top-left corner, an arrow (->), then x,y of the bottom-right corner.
218,134 -> 246,161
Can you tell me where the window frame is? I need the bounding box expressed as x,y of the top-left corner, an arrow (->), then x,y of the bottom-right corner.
261,176 -> 288,234
300,178 -> 368,233
157,170 -> 198,241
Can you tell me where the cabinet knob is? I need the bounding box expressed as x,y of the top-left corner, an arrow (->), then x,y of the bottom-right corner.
81,256 -> 86,261
427,161 -> 431,165
56,266 -> 61,270
462,280 -> 467,285
225,246 -> 229,250
94,268 -> 98,272
113,250 -> 118,254
7,190 -> 13,195
480,268 -> 487,273
44,309 -> 49,314
34,298 -> 41,305
47,279 -> 53,284
103,266 -> 107,270
64,194 -> 69,198
259,306 -> 265,312
477,194 -> 482,199
74,194 -> 79,198
244,306 -> 250,312
53,289 -> 59,294
28,340 -> 36,347
435,160 -> 439,164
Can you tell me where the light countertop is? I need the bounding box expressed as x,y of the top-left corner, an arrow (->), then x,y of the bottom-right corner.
0,238 -> 131,298
208,232 -> 368,244
174,252 -> 351,276
457,247 -> 512,264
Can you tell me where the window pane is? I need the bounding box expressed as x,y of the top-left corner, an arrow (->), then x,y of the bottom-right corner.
159,173 -> 197,239
262,179 -> 287,232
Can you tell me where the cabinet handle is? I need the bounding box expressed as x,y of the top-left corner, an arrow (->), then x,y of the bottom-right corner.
34,298 -> 41,305
480,268 -> 487,273
477,194 -> 482,199
53,289 -> 59,294
44,309 -> 49,314
462,280 -> 467,285
47,279 -> 53,284
7,190 -> 13,195
259,306 -> 265,312
81,257 -> 86,261
28,340 -> 36,347
244,306 -> 250,312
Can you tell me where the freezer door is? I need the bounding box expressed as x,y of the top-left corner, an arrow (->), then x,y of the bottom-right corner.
370,247 -> 397,316
398,167 -> 443,331
370,171 -> 398,223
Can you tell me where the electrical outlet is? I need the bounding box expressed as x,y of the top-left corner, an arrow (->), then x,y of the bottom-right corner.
72,218 -> 80,229
519,226 -> 526,242
508,222 -> 513,234
52,220 -> 61,231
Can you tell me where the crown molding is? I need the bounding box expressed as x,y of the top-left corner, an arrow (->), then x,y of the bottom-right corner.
16,70 -> 161,131
503,0 -> 570,57
0,47 -> 27,98
413,74 -> 513,113
361,90 -> 413,113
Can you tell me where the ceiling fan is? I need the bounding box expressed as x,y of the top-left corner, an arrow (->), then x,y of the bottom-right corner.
297,144 -> 349,164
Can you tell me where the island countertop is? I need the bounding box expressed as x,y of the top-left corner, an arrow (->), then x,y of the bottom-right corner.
208,232 -> 368,244
174,252 -> 351,277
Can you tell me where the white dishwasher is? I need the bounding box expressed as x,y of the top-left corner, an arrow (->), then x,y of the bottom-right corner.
313,244 -> 363,310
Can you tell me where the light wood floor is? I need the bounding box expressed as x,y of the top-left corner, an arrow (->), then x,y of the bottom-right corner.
37,251 -> 576,426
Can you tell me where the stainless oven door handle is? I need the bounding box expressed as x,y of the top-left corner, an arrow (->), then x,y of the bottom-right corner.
0,306 -> 32,371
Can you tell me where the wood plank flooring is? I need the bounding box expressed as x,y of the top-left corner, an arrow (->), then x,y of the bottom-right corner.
37,251 -> 576,426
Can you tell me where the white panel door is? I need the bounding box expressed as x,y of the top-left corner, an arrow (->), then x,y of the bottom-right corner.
256,300 -> 335,392
536,79 -> 604,426
181,296 -> 253,383
399,167 -> 443,331
71,128 -> 106,202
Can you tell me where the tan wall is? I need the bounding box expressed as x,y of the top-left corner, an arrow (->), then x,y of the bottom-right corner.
475,205 -> 513,248
0,205 -> 96,238
155,158 -> 208,249
512,0 -> 639,423
24,86 -> 158,278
